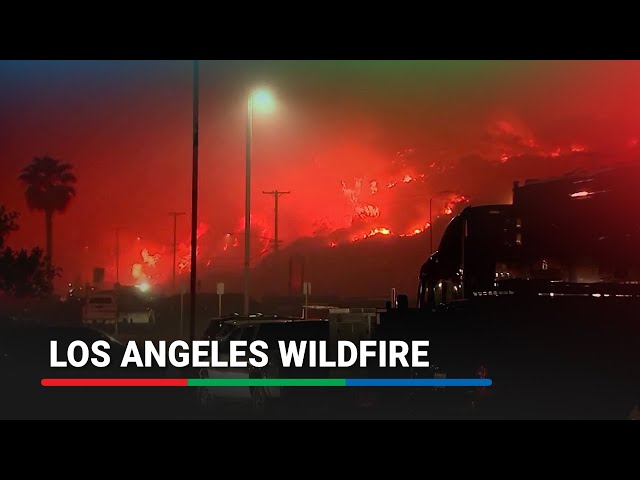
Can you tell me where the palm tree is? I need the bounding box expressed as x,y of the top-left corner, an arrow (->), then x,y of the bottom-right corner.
19,156 -> 77,264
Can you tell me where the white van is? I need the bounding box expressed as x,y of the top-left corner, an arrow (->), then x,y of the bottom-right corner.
82,291 -> 118,324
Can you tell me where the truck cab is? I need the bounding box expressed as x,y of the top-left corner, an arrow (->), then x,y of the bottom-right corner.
418,205 -> 518,309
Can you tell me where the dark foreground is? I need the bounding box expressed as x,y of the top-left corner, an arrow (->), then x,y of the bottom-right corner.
2,295 -> 640,420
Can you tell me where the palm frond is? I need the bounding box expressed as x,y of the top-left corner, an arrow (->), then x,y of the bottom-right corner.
19,155 -> 77,213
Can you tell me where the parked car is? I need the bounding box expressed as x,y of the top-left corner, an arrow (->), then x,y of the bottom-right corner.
196,318 -> 331,413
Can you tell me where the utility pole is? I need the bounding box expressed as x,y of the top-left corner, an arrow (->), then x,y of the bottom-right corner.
262,190 -> 290,253
168,212 -> 186,291
189,60 -> 199,342
243,94 -> 253,317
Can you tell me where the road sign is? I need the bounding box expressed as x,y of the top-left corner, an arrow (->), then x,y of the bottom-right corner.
217,282 -> 224,295
303,282 -> 311,295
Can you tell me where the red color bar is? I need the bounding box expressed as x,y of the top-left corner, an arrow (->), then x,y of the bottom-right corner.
41,378 -> 188,387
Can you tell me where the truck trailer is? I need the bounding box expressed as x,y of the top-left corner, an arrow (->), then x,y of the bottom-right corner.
418,162 -> 640,308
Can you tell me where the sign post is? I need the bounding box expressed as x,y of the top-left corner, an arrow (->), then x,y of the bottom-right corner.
217,282 -> 224,317
303,281 -> 311,319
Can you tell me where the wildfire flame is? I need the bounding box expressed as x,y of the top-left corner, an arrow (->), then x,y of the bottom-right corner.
177,222 -> 209,273
119,132 -> 612,290
126,146 -> 475,289
362,227 -> 391,239
399,223 -> 430,237
355,204 -> 380,219
141,248 -> 160,267
570,190 -> 591,198
131,248 -> 161,286
442,194 -> 468,215
336,166 -> 468,248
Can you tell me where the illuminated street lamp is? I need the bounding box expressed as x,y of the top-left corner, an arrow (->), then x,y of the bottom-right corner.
244,88 -> 275,316
252,89 -> 276,113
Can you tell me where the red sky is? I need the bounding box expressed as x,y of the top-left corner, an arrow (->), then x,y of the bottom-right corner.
1,60 -> 639,295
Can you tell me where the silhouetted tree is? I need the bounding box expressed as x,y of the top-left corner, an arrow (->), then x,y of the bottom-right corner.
0,246 -> 56,297
0,206 -> 18,249
18,156 -> 77,264
0,206 -> 56,298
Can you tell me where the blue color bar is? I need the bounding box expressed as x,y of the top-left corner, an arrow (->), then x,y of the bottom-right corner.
345,378 -> 492,387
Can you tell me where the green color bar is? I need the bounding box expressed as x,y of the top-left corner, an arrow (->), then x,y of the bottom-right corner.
188,378 -> 346,387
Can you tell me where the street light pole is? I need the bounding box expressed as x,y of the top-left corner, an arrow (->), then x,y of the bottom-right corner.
242,88 -> 274,316
189,60 -> 199,342
243,94 -> 253,317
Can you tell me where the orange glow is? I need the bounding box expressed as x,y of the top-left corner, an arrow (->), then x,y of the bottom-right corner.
130,247 -> 161,287
570,144 -> 586,153
402,174 -> 413,183
176,222 -> 209,274
442,194 -> 467,215
402,222 -> 431,237
368,227 -> 391,236
355,204 -> 380,219
141,248 -> 160,267
570,190 -> 591,198
352,227 -> 393,242
330,241 -> 337,247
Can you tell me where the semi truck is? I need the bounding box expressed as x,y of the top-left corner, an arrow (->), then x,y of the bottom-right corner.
370,162 -> 640,418
418,162 -> 640,308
